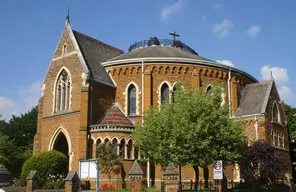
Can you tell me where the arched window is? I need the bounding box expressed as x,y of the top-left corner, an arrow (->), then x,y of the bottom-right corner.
272,102 -> 280,123
161,83 -> 169,104
119,139 -> 125,158
62,43 -> 67,55
96,139 -> 102,158
112,139 -> 118,155
128,84 -> 136,116
172,86 -> 177,103
55,69 -> 71,112
206,85 -> 212,94
127,140 -> 133,159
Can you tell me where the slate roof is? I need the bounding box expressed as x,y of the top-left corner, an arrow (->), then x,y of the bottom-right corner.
72,30 -> 123,87
99,104 -> 134,127
234,80 -> 273,117
164,163 -> 179,176
107,46 -> 213,62
128,161 -> 144,175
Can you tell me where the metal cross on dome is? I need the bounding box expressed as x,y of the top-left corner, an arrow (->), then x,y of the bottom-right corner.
169,30 -> 180,41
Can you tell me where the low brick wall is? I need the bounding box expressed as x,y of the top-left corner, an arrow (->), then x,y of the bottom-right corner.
34,190 -> 65,192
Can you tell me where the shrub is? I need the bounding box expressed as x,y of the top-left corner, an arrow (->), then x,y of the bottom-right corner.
19,150 -> 68,187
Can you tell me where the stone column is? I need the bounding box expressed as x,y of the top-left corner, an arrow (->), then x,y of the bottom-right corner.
164,163 -> 179,192
26,170 -> 39,192
125,144 -> 128,159
128,161 -> 144,192
65,171 -> 81,192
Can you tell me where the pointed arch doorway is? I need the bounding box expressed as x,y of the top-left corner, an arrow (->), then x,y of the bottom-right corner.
53,132 -> 69,157
49,126 -> 73,170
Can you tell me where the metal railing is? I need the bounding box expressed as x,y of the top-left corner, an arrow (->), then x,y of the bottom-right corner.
128,39 -> 198,55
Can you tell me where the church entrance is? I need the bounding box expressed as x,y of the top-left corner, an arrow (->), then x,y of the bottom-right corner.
53,132 -> 69,157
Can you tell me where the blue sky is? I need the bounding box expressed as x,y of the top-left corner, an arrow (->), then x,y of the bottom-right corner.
1,0 -> 296,120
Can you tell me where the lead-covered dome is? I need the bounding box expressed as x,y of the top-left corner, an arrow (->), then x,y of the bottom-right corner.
107,38 -> 212,62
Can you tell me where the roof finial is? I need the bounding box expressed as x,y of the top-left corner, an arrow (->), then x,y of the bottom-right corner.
270,70 -> 274,81
66,7 -> 70,24
169,30 -> 180,42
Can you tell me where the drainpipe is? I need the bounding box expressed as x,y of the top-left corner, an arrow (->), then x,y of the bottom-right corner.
228,69 -> 232,117
142,60 -> 150,187
254,116 -> 259,141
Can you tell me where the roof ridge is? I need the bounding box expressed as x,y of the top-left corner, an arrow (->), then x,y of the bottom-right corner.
246,80 -> 272,86
72,30 -> 124,54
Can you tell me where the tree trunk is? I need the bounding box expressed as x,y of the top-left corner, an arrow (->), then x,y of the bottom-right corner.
203,167 -> 209,188
193,165 -> 199,191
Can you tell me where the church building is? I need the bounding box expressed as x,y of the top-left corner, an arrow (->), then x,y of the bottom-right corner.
33,19 -> 291,187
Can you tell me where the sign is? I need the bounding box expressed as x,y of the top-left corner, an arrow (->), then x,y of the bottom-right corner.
213,160 -> 223,180
79,159 -> 98,179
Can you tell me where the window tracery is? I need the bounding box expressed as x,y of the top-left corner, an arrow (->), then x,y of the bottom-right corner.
55,69 -> 71,113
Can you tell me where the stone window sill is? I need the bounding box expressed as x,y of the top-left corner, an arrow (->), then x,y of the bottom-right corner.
271,121 -> 284,127
273,146 -> 288,151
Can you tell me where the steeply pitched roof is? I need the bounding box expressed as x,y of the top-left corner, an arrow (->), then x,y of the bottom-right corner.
234,80 -> 273,117
107,46 -> 213,62
99,104 -> 134,127
128,161 -> 144,176
72,30 -> 123,87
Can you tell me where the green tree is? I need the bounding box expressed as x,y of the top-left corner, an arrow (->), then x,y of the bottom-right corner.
0,107 -> 38,178
96,142 -> 121,189
133,85 -> 245,189
282,102 -> 296,139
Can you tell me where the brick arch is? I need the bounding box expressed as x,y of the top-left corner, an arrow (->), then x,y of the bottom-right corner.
48,126 -> 72,156
125,81 -> 140,115
158,81 -> 172,106
52,66 -> 73,113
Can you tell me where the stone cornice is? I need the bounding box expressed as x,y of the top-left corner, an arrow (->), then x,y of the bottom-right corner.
90,124 -> 134,133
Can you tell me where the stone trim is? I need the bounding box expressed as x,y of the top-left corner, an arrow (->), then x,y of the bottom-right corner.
124,81 -> 141,115
90,125 -> 134,133
41,110 -> 80,120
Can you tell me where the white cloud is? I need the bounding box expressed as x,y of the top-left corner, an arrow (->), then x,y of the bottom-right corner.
278,86 -> 296,106
160,0 -> 186,21
260,65 -> 295,106
212,19 -> 234,38
0,80 -> 41,121
246,25 -> 261,38
212,4 -> 223,10
216,60 -> 234,67
260,65 -> 289,85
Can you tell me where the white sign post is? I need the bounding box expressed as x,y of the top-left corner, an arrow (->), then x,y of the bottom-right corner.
213,160 -> 223,180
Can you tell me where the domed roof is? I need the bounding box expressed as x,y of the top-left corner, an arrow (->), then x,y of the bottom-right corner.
107,45 -> 213,62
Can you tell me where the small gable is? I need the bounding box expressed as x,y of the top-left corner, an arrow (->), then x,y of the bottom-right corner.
235,81 -> 273,117
53,25 -> 76,58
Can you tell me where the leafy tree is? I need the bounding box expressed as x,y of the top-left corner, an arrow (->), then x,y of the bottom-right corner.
96,142 -> 121,188
282,102 -> 296,139
0,107 -> 38,178
133,85 -> 245,189
4,107 -> 37,147
240,140 -> 289,185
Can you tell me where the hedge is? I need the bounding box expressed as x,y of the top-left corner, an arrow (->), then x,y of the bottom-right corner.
20,150 -> 68,187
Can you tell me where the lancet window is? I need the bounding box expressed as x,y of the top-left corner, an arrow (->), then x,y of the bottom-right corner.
55,70 -> 71,112
128,84 -> 137,116
161,83 -> 169,104
272,102 -> 280,123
